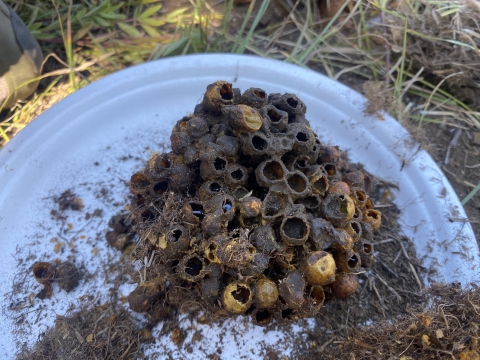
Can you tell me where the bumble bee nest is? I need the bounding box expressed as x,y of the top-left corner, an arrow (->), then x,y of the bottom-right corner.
126,80 -> 381,326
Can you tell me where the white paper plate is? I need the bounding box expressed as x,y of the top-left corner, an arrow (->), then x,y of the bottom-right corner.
1,54 -> 478,358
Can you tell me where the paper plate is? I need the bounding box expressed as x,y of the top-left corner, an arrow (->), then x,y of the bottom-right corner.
0,54 -> 478,358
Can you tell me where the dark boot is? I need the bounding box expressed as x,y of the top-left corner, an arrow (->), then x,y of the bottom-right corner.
0,0 -> 43,109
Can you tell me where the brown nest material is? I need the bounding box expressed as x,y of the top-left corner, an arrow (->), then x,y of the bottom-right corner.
122,80 -> 387,326
328,283 -> 480,359
17,303 -> 142,360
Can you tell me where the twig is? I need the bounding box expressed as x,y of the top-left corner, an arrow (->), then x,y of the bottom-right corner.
380,8 -> 390,88
444,128 -> 462,165
397,239 -> 422,289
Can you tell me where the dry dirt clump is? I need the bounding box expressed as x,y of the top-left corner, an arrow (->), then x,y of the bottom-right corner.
17,304 -> 143,360
328,283 -> 480,359
124,80 -> 384,326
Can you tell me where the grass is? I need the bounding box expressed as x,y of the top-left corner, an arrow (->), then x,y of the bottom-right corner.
1,0 -> 480,205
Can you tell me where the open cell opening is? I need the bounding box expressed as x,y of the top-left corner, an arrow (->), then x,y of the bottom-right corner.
309,287 -> 325,305
353,207 -> 362,219
324,164 -> 336,176
287,174 -> 307,193
296,132 -> 308,142
220,84 -> 233,100
185,257 -> 203,276
363,243 -> 372,253
255,309 -> 272,324
366,210 -> 380,219
351,222 -> 361,235
232,286 -> 251,304
190,203 -> 205,220
283,218 -> 308,239
263,161 -> 285,180
354,190 -> 366,202
209,182 -> 221,192
159,155 -> 172,168
348,254 -> 359,268
281,308 -> 295,320
153,181 -> 169,194
252,135 -> 267,150
253,89 -> 266,99
313,177 -> 328,194
231,169 -> 244,180
295,196 -> 319,209
227,218 -> 240,231
206,243 -> 218,262
214,157 -> 226,171
296,159 -> 307,168
286,97 -> 298,108
170,229 -> 182,242
267,108 -> 282,122
33,263 -> 52,280
222,200 -> 233,212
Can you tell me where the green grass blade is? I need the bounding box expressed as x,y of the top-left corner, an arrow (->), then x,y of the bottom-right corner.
221,0 -> 234,34
461,182 -> 480,205
295,0 -> 351,64
231,0 -> 255,53
236,0 -> 271,54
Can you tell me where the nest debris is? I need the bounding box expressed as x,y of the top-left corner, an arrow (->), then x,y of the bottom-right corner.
17,303 -> 143,360
328,283 -> 480,359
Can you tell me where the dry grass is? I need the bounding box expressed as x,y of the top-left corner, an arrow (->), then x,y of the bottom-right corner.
329,282 -> 480,359
17,303 -> 143,360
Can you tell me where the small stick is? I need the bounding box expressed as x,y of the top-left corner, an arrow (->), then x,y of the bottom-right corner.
375,273 -> 402,302
409,262 -> 423,290
396,239 -> 422,289
372,238 -> 396,245
445,128 -> 462,164
380,8 -> 390,88
393,249 -> 402,263
372,280 -> 388,313
376,258 -> 399,278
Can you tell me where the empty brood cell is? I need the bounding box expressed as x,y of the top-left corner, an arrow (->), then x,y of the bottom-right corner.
240,131 -> 270,157
203,80 -> 235,113
222,283 -> 253,314
280,214 -> 310,246
261,190 -> 291,222
240,87 -> 268,109
261,105 -> 288,133
198,180 -> 225,201
269,93 -> 307,119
